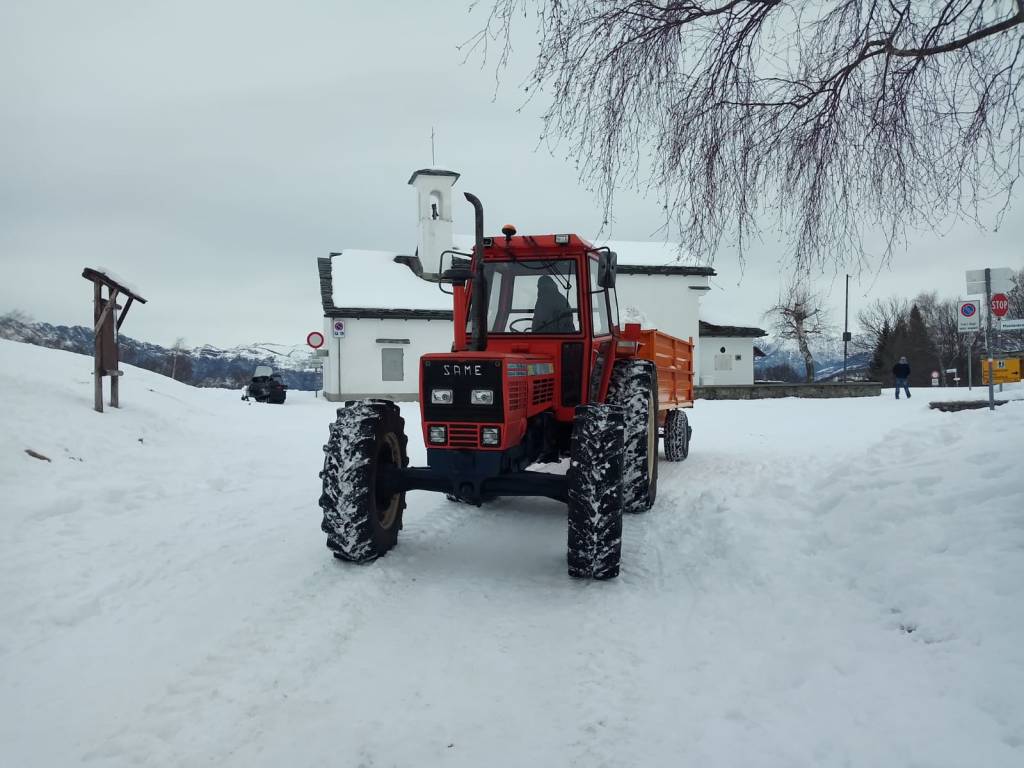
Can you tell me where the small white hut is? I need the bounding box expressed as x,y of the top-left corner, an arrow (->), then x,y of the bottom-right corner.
697,320 -> 768,386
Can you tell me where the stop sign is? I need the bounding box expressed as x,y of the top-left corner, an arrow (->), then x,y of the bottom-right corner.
991,293 -> 1009,317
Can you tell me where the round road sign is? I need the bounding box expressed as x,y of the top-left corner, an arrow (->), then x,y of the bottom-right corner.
306,331 -> 325,349
960,303 -> 977,318
991,293 -> 1009,318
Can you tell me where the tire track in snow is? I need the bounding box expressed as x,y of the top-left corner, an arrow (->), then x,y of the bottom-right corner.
82,492 -> 479,766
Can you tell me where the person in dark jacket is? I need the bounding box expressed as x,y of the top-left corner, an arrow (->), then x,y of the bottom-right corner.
532,275 -> 575,333
892,356 -> 911,399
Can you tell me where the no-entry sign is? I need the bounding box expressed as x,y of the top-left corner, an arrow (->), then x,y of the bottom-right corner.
991,293 -> 1009,318
306,331 -> 325,349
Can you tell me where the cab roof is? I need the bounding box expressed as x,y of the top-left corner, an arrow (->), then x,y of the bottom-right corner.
476,233 -> 597,258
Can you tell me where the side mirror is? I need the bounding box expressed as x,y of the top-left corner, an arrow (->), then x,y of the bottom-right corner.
441,255 -> 472,285
598,250 -> 617,289
437,251 -> 472,285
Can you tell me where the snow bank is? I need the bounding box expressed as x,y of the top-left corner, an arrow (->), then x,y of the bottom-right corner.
1,339 -> 1022,766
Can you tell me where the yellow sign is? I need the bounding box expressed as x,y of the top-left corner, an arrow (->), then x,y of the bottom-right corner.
981,358 -> 1022,384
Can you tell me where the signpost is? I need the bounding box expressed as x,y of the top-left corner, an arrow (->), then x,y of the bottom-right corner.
997,317 -> 1024,331
966,267 -> 1013,295
964,267 -> 1014,411
306,331 -> 325,349
930,370 -> 939,387
332,319 -> 346,338
842,273 -> 851,383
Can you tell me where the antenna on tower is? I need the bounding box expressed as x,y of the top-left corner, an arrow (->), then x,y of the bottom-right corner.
431,126 -> 436,166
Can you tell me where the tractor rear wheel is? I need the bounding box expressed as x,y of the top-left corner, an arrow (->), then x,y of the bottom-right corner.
567,404 -> 625,579
664,409 -> 691,462
607,359 -> 659,513
320,400 -> 408,563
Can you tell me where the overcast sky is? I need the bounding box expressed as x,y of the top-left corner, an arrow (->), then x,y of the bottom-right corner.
3,1 -> 1022,348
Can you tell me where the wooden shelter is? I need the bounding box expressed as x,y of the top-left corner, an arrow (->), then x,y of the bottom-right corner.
82,268 -> 147,412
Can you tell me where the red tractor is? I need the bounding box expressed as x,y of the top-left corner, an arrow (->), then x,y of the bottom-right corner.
320,193 -> 694,579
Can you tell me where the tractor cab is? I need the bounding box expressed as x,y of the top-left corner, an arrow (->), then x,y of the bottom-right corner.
467,232 -> 618,342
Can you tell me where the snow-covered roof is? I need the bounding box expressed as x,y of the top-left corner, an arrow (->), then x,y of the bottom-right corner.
318,238 -> 714,320
408,167 -> 460,184
452,234 -> 715,275
697,282 -> 767,332
594,241 -> 714,276
83,266 -> 147,302
699,320 -> 767,339
325,250 -> 453,315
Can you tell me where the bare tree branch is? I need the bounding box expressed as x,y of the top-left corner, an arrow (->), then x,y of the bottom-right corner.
472,1 -> 1024,272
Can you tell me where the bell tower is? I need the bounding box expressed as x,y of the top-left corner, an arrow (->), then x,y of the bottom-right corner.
408,168 -> 460,269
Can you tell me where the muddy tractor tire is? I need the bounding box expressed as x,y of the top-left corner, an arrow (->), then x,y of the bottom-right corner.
567,404 -> 625,580
607,359 -> 659,513
320,400 -> 408,563
663,409 -> 691,462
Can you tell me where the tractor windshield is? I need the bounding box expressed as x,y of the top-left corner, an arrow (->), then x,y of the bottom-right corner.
479,259 -> 580,334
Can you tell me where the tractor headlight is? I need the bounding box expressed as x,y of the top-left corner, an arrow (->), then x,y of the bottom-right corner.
428,425 -> 447,444
431,389 -> 453,405
480,427 -> 500,446
470,389 -> 494,405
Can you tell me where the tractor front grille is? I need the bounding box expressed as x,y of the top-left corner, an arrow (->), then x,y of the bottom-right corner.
428,423 -> 504,450
531,377 -> 555,405
508,381 -> 527,411
447,424 -> 479,449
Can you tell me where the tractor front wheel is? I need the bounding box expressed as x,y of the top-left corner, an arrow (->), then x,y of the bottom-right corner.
320,400 -> 408,562
567,404 -> 625,580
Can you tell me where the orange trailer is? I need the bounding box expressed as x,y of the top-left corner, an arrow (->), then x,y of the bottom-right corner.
621,324 -> 695,421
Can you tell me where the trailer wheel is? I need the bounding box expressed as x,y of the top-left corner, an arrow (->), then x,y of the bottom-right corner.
607,359 -> 659,513
319,400 -> 408,563
567,404 -> 625,579
664,409 -> 691,462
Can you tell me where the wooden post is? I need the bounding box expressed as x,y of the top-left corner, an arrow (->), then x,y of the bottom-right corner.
93,281 -> 103,413
109,288 -> 119,408
83,268 -> 146,413
116,295 -> 134,330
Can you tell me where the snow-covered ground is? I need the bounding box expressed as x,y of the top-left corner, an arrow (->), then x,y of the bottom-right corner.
2,338 -> 1022,767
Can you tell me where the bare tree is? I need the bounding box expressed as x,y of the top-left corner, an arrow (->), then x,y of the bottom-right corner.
471,1 -> 1024,271
765,282 -> 831,382
914,291 -> 975,383
1009,267 -> 1024,319
856,296 -> 911,352
169,337 -> 190,382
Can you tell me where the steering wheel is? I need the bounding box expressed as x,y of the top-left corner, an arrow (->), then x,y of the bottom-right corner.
508,316 -> 535,333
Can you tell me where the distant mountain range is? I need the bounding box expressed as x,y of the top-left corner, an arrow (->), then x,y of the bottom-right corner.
2,310 -> 874,389
0,312 -> 322,390
754,341 -> 872,382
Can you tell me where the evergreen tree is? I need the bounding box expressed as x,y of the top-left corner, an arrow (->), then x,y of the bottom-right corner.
869,321 -> 892,383
904,305 -> 937,386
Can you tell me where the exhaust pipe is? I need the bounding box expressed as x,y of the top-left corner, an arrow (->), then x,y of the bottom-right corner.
464,192 -> 488,352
